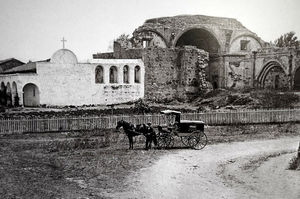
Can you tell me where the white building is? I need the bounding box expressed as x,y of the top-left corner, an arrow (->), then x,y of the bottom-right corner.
0,49 -> 145,106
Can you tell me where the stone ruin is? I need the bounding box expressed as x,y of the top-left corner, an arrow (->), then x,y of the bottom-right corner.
94,14 -> 300,102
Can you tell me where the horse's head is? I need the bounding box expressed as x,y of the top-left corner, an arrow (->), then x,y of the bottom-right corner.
116,120 -> 124,131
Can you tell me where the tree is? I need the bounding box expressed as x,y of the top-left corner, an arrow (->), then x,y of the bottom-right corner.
274,31 -> 299,47
115,34 -> 132,49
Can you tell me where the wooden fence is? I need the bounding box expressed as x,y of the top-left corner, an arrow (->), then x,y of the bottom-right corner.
0,108 -> 299,134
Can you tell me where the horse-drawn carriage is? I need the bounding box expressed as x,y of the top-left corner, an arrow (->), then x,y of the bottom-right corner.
116,110 -> 207,150
156,110 -> 208,150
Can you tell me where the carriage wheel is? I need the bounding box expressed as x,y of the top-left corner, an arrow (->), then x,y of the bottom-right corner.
157,135 -> 171,149
188,131 -> 207,150
168,136 -> 175,148
180,136 -> 190,147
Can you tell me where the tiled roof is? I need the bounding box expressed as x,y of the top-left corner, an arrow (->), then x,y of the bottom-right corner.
2,62 -> 36,74
0,58 -> 24,65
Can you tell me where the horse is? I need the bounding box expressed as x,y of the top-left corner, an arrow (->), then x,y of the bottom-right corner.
116,120 -> 157,150
116,120 -> 142,149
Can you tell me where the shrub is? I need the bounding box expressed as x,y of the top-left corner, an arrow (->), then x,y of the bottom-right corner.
251,90 -> 299,108
134,99 -> 151,114
287,155 -> 300,170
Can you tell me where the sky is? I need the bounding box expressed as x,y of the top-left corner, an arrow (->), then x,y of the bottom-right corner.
0,0 -> 299,62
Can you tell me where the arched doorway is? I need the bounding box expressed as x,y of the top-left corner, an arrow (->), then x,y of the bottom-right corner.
0,82 -> 6,106
175,28 -> 221,88
6,83 -> 12,107
257,61 -> 288,89
294,68 -> 300,90
12,82 -> 19,106
23,83 -> 40,107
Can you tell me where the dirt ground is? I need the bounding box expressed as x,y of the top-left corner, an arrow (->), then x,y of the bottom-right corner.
0,125 -> 299,199
109,137 -> 300,199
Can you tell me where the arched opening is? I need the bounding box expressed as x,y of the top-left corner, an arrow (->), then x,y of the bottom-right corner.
175,28 -> 221,88
0,82 -> 6,106
23,83 -> 40,107
6,83 -> 12,107
95,65 -> 104,83
175,28 -> 220,54
12,82 -> 19,106
123,65 -> 129,84
134,65 -> 141,83
109,66 -> 118,83
294,68 -> 300,90
257,61 -> 288,89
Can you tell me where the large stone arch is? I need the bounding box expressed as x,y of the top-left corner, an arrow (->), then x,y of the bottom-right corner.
230,34 -> 263,47
133,29 -> 168,48
257,60 -> 288,89
294,67 -> 300,90
23,83 -> 40,107
174,26 -> 222,88
174,27 -> 221,54
229,34 -> 263,53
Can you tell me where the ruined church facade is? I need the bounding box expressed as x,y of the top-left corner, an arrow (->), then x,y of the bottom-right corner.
94,15 -> 300,101
1,15 -> 300,107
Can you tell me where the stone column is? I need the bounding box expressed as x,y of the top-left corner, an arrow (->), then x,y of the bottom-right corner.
118,66 -> 123,84
103,66 -> 109,84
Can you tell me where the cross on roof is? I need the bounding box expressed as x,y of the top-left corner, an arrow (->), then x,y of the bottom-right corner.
61,37 -> 67,49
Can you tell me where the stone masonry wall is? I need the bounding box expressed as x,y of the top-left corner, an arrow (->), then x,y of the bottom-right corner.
100,46 -> 210,101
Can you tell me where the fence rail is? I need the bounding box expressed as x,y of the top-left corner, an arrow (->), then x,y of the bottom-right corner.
0,108 -> 299,134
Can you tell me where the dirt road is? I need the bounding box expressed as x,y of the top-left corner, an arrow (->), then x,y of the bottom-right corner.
108,137 -> 300,199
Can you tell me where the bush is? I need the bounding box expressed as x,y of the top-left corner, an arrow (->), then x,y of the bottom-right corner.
134,99 -> 151,114
251,90 -> 299,108
288,155 -> 300,170
0,105 -> 5,113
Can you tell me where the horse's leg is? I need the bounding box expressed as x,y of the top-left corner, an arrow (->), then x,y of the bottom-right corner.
145,137 -> 147,150
128,136 -> 133,149
149,138 -> 152,149
148,136 -> 151,149
145,136 -> 149,150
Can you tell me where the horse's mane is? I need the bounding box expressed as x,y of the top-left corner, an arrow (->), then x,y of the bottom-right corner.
117,120 -> 135,130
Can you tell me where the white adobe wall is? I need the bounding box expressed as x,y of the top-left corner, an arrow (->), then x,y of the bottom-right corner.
36,59 -> 144,106
0,73 -> 39,106
0,57 -> 145,106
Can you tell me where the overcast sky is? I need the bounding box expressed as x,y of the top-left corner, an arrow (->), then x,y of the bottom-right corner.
0,0 -> 299,62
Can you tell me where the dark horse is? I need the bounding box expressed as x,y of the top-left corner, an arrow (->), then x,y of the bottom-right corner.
116,120 -> 157,150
